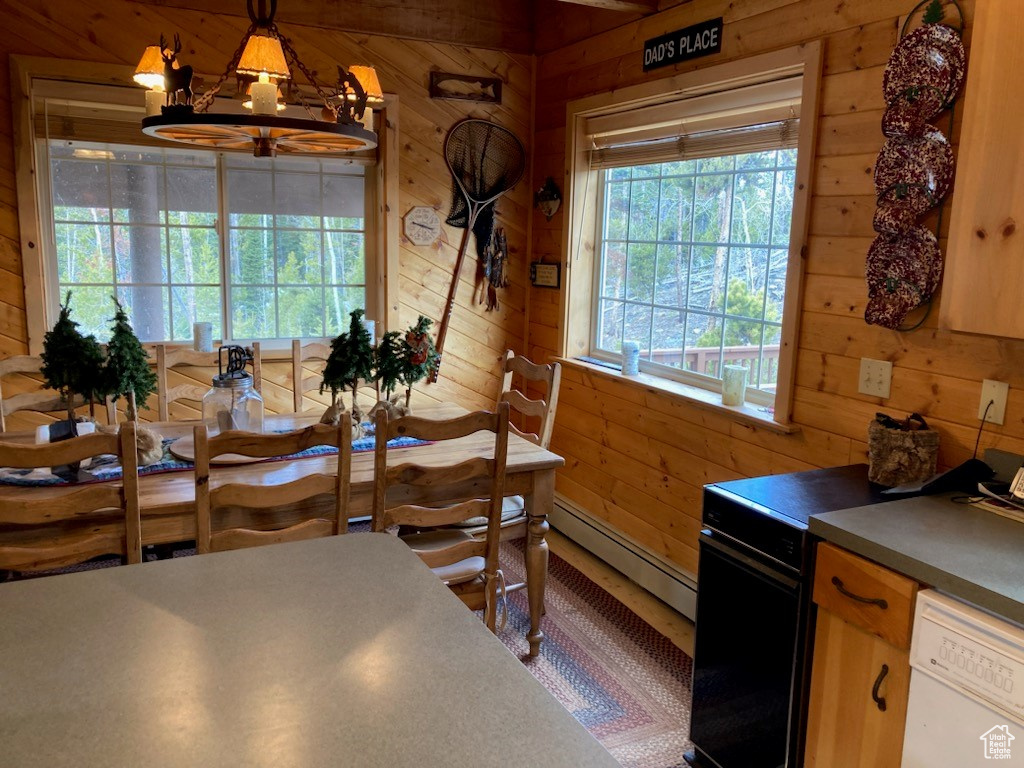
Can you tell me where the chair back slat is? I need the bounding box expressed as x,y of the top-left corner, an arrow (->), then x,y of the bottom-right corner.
213,475 -> 338,510
209,424 -> 341,459
413,537 -> 488,570
0,430 -> 121,469
0,421 -> 141,570
209,518 -> 335,553
497,350 -> 561,449
0,531 -> 127,572
0,486 -> 124,524
384,410 -> 504,443
193,420 -> 351,554
381,499 -> 492,530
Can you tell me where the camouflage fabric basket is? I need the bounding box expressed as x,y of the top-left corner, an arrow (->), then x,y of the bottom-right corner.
867,413 -> 939,487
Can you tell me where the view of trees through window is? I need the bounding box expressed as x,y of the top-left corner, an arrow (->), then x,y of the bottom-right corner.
48,142 -> 368,343
596,148 -> 796,395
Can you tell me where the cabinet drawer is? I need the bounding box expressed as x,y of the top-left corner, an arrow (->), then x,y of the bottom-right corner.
813,542 -> 917,649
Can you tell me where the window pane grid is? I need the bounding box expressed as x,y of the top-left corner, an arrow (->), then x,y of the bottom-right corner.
594,149 -> 795,395
226,160 -> 366,341
51,148 -> 219,342
50,140 -> 369,344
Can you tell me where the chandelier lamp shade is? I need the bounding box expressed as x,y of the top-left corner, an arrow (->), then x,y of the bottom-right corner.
134,0 -> 379,157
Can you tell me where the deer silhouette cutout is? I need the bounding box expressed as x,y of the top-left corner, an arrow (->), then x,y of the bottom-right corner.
159,34 -> 194,108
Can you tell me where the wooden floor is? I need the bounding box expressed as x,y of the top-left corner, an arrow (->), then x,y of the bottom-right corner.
546,528 -> 695,655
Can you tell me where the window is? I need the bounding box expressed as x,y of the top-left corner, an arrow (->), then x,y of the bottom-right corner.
563,45 -> 822,422
43,141 -> 371,343
594,142 -> 797,399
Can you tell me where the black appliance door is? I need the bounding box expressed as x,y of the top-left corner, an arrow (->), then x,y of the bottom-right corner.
689,530 -> 802,768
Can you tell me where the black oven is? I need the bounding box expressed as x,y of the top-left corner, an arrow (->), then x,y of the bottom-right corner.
684,465 -> 888,768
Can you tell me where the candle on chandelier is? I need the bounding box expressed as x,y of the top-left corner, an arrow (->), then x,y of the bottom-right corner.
250,72 -> 278,115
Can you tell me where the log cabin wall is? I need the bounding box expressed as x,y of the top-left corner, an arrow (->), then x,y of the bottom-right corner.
528,0 -> 1024,576
0,0 -> 532,429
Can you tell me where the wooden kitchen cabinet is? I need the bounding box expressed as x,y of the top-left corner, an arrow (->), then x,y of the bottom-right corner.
804,543 -> 917,767
940,0 -> 1024,337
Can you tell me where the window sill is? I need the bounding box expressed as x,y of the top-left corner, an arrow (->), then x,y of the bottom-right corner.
556,356 -> 800,436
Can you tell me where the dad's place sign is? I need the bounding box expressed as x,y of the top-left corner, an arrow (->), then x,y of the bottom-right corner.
642,17 -> 723,72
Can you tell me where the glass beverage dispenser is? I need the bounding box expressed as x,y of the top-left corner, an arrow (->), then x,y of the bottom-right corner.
202,345 -> 264,435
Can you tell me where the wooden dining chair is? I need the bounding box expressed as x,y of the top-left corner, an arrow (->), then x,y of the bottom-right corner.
291,340 -> 332,412
372,402 -> 509,632
291,339 -> 377,416
0,421 -> 141,573
448,351 -> 561,597
155,345 -> 221,420
0,355 -> 84,432
193,421 -> 351,554
500,349 -> 562,451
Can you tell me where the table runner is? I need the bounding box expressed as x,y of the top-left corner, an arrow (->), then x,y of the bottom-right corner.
0,428 -> 426,487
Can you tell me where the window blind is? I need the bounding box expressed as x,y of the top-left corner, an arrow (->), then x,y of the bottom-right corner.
590,118 -> 799,169
584,74 -> 802,169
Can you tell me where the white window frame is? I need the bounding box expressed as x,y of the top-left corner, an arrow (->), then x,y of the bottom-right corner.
559,44 -> 823,426
12,56 -> 401,355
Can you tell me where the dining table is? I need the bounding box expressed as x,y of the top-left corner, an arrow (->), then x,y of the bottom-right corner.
0,532 -> 618,767
0,404 -> 564,656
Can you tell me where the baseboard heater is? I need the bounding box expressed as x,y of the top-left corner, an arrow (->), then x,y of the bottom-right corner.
549,494 -> 698,620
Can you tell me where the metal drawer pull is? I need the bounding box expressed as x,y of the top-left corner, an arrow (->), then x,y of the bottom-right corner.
872,664 -> 889,712
831,576 -> 889,609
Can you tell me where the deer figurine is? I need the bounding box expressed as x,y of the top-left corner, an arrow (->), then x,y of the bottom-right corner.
160,34 -> 194,108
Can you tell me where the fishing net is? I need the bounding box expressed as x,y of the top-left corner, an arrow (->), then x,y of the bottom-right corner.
444,119 -> 526,261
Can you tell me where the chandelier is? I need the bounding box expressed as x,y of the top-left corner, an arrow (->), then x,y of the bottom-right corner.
133,0 -> 382,157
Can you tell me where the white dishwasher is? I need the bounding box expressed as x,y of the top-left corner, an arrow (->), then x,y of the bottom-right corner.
903,590 -> 1024,766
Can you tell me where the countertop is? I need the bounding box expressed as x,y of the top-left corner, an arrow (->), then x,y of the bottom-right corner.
809,494 -> 1024,624
0,533 -> 617,768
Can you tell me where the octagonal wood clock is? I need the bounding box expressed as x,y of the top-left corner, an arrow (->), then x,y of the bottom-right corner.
403,206 -> 441,246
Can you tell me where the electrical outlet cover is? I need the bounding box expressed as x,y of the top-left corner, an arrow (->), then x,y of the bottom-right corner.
858,358 -> 892,399
979,379 -> 1009,425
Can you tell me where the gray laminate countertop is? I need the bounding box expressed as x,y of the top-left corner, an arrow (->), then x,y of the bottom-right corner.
0,533 -> 618,768
809,494 -> 1024,624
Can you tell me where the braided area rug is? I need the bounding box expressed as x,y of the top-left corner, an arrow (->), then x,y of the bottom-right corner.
495,539 -> 694,768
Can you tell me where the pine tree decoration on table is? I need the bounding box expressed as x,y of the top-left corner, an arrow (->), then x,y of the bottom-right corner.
40,291 -> 106,423
320,329 -> 354,425
104,297 -> 158,422
371,330 -> 407,418
344,309 -> 375,421
399,316 -> 440,410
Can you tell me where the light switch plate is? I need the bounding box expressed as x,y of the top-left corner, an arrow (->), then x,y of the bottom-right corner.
979,379 -> 1009,425
858,358 -> 892,399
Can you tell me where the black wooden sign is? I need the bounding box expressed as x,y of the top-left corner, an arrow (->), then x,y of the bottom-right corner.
642,18 -> 723,72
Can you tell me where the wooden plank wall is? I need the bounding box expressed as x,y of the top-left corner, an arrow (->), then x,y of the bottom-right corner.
528,0 -> 1024,576
0,0 -> 532,431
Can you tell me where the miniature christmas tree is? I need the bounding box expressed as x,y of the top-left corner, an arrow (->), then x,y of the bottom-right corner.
398,316 -> 439,410
374,330 -> 405,404
344,309 -> 376,418
320,329 -> 353,412
40,291 -> 106,422
103,297 -> 158,422
320,309 -> 375,419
